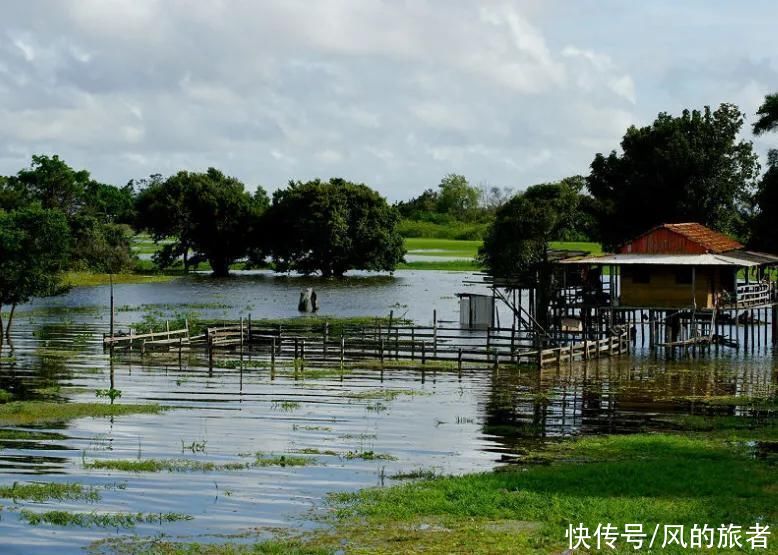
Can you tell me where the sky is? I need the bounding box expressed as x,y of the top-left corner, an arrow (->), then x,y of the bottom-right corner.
1,0 -> 777,201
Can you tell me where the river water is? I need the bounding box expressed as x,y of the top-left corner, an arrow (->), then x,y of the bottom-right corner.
0,270 -> 775,554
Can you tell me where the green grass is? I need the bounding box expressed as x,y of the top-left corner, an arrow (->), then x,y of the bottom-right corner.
0,482 -> 100,502
62,271 -> 175,287
0,429 -> 67,441
322,432 -> 777,553
0,401 -> 164,425
19,509 -> 191,528
0,388 -> 12,403
397,259 -> 483,271
404,237 -> 481,258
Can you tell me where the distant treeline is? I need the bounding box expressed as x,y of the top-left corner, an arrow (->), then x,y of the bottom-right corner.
1,92 -> 778,330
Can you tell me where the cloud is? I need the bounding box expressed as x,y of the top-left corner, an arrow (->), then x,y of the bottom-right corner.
0,1 -> 775,200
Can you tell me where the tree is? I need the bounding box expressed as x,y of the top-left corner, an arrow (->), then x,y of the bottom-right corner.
750,150 -> 778,252
259,178 -> 405,277
2,155 -> 136,272
753,93 -> 778,136
478,193 -> 559,332
436,174 -> 480,220
587,104 -> 759,248
135,168 -> 264,276
521,176 -> 595,241
0,206 -> 70,336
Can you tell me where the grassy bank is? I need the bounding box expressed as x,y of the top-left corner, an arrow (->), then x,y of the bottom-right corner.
96,414 -> 777,554
62,271 -> 176,287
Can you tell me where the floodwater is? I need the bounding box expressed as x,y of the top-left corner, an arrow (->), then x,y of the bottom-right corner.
0,270 -> 776,554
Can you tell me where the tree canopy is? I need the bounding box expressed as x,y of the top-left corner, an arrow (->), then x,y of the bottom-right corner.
260,178 -> 405,277
0,206 -> 70,335
753,93 -> 778,136
135,168 -> 264,276
587,104 -> 759,248
1,155 -> 136,272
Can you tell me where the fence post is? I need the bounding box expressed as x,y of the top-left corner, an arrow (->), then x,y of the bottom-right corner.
271,337 -> 276,370
411,328 -> 416,360
421,342 -> 426,365
323,322 -> 328,361
583,339 -> 589,360
340,336 -> 345,371
457,348 -> 463,377
247,313 -> 252,342
433,309 -> 438,357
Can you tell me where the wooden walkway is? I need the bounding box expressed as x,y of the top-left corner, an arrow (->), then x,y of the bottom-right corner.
103,318 -> 630,369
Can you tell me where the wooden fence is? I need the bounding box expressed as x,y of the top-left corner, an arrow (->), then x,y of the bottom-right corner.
104,318 -> 629,369
538,330 -> 630,367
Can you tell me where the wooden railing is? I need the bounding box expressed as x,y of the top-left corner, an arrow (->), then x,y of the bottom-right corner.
731,282 -> 774,308
538,330 -> 629,367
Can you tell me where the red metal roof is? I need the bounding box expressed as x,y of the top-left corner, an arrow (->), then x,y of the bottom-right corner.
619,223 -> 743,255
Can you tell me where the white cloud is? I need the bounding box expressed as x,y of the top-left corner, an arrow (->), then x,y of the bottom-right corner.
0,0 -> 776,200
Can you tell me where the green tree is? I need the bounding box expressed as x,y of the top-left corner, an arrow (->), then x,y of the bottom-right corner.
753,93 -> 778,136
437,174 -> 480,220
750,150 -> 778,253
0,206 -> 70,336
478,193 -> 559,333
587,104 -> 759,248
135,168 -> 264,276
259,178 -> 405,277
2,155 -> 136,272
522,176 -> 595,241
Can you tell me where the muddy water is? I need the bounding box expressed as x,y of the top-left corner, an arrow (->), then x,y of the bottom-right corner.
0,271 -> 776,554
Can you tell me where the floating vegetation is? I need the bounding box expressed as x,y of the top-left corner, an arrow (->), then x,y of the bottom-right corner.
83,458 -> 248,473
254,453 -> 316,467
19,509 -> 191,528
365,402 -> 388,413
272,401 -> 301,412
0,429 -> 67,441
181,439 -> 207,453
95,388 -> 122,401
292,424 -> 333,432
294,448 -> 339,456
345,389 -> 430,401
0,402 -> 164,425
343,450 -> 397,461
0,482 -> 100,502
340,432 -> 378,441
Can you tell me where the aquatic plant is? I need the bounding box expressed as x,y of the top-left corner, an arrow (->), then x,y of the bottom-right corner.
83,458 -> 248,473
19,509 -> 191,527
0,482 -> 100,502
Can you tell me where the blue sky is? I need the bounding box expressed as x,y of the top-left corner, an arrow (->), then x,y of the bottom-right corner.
1,0 -> 776,200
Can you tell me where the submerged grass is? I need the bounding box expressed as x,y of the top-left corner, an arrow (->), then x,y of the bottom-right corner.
19,509 -> 191,528
84,458 -> 249,473
0,481 -> 100,502
0,401 -> 164,425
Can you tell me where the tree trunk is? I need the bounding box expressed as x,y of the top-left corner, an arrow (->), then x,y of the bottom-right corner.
5,303 -> 15,338
0,304 -> 3,346
210,257 -> 230,277
183,249 -> 189,273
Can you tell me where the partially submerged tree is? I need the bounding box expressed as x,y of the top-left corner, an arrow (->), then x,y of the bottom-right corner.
260,178 -> 405,277
135,168 -> 264,276
0,206 -> 70,336
587,104 -> 759,248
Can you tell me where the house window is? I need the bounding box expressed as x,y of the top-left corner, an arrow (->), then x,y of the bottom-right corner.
675,267 -> 693,284
632,267 -> 650,283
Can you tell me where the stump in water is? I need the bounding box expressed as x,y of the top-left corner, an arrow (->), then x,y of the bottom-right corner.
298,289 -> 319,312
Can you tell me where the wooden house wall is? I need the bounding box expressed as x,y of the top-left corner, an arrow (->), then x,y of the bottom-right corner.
619,228 -> 708,254
619,266 -> 730,308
